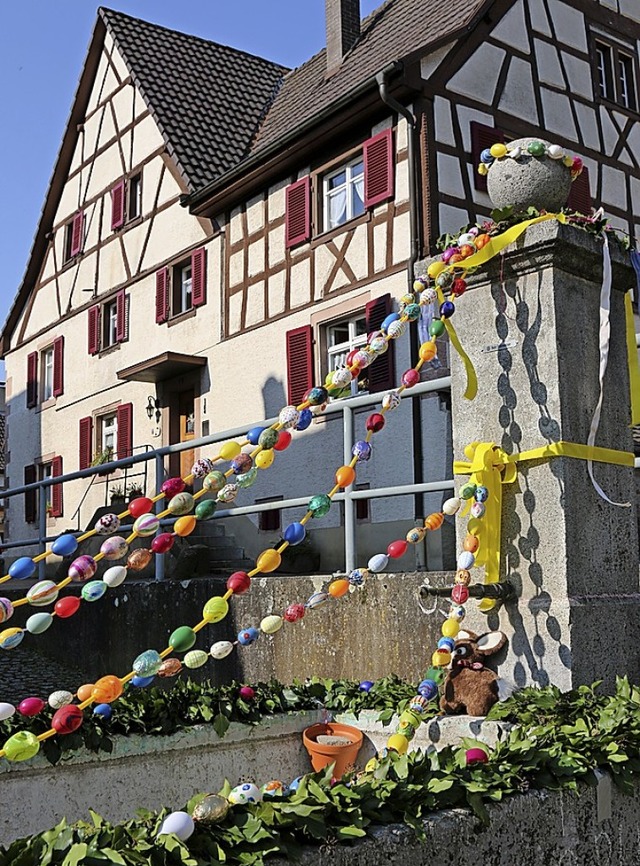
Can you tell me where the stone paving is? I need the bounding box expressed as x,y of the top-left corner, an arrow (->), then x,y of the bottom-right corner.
0,646 -> 90,705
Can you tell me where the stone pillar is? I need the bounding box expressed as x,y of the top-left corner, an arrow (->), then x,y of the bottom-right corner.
425,222 -> 639,690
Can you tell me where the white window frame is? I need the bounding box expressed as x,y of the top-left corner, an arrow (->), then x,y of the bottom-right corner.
104,300 -> 118,348
596,43 -> 611,99
322,155 -> 365,232
100,412 -> 117,455
128,173 -> 142,221
41,346 -> 54,402
326,313 -> 368,399
177,264 -> 192,315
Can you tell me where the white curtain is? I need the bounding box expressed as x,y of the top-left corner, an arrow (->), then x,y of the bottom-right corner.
329,189 -> 347,228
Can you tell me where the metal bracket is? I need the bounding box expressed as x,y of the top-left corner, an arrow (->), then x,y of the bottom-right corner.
419,580 -> 516,604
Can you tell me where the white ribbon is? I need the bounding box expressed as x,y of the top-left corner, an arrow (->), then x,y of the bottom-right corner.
587,230 -> 630,507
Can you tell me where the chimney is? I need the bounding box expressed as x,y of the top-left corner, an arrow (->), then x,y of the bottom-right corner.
326,0 -> 361,75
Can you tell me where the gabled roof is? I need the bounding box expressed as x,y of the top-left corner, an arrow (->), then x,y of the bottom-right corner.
99,8 -> 288,192
250,0 -> 488,158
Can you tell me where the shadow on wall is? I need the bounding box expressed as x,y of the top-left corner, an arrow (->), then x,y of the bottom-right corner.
487,271 -> 571,688
262,376 -> 286,419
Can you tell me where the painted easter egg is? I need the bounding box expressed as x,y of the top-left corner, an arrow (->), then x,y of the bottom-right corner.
203,470 -> 226,493
306,591 -> 330,609
457,551 -> 475,570
133,649 -> 163,677
260,615 -> 283,634
51,534 -> 79,557
9,557 -> 36,580
91,676 -> 123,704
191,458 -> 214,478
68,555 -> 97,582
158,811 -> 195,841
184,650 -> 209,669
228,783 -> 262,805
192,794 -> 230,824
103,566 -> 127,588
48,690 -> 74,709
202,596 -> 229,623
258,428 -> 279,449
382,391 -> 401,411
255,450 -> 275,470
158,658 -> 182,677
348,569 -> 366,586
442,618 -> 460,638
0,702 -> 16,721
168,492 -> 194,515
406,527 -> 426,544
256,548 -> 281,573
161,477 -> 185,497
94,513 -> 121,535
284,603 -> 305,623
451,585 -> 469,604
26,612 -> 53,634
261,780 -> 289,798
387,539 -> 408,559
308,494 -> 331,518
418,680 -> 438,700
217,483 -> 238,503
131,675 -> 154,688
352,440 -> 372,462
195,499 -> 218,519
328,579 -> 349,598
442,497 -> 462,515
127,549 -> 152,571
52,705 -> 83,735
0,598 -> 14,624
0,628 -> 24,649
151,533 -> 174,553
471,502 -> 486,518
132,513 -> 159,537
227,572 -> 251,594
100,536 -> 128,560
365,413 -> 385,433
231,453 -> 253,475
219,442 -> 241,460
169,626 -> 196,653
93,703 -> 112,719
26,580 -> 59,607
237,627 -> 259,646
3,731 -> 40,762
236,468 -> 258,489
210,640 -> 234,660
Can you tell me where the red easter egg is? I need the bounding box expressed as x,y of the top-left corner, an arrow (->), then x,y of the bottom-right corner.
54,596 -> 81,618
451,279 -> 467,296
284,603 -> 305,623
227,571 -> 251,594
239,686 -> 255,701
161,477 -> 185,498
18,697 -> 45,716
402,369 -> 420,388
366,413 -> 385,433
128,497 -> 153,518
466,747 -> 489,765
451,585 -> 470,604
387,539 -> 409,559
52,704 -> 84,735
273,431 -> 292,451
151,533 -> 175,554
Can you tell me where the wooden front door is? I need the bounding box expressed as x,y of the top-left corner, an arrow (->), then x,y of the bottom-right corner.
178,389 -> 196,480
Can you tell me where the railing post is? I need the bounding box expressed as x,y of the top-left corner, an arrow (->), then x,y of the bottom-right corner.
38,483 -> 47,580
342,403 -> 356,572
154,452 -> 165,582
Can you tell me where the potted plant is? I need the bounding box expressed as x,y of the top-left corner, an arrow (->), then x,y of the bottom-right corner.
91,447 -> 114,477
302,721 -> 364,778
109,483 -> 125,506
126,483 -> 144,503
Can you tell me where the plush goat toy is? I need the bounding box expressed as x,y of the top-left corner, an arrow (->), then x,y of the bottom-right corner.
440,629 -> 508,716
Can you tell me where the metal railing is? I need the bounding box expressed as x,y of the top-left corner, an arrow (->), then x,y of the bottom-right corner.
0,377 -> 454,578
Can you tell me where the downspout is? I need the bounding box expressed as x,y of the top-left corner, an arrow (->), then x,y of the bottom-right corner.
376,66 -> 426,544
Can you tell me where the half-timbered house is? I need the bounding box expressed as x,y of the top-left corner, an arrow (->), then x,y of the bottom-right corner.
1,0 -> 638,570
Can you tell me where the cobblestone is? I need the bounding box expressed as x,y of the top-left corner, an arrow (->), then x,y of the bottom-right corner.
0,646 -> 90,704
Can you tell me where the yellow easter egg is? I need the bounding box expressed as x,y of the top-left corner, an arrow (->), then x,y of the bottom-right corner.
203,596 -> 229,623
477,163 -> 488,176
260,615 -> 283,634
174,516 -> 197,537
220,441 -> 241,460
427,260 -> 446,279
432,649 -> 451,667
256,548 -> 281,573
490,143 -> 507,158
441,618 -> 460,638
387,733 -> 409,755
255,450 -> 275,469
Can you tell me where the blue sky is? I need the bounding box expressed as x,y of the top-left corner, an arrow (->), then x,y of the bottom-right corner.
0,0 -> 381,341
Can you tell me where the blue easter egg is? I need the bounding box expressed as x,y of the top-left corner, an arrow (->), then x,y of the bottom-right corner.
51,534 -> 79,557
283,522 -> 306,546
475,485 -> 489,502
359,680 -> 374,692
418,679 -> 438,700
352,440 -> 372,462
289,776 -> 304,792
247,426 -> 266,445
93,703 -> 112,719
480,148 -> 494,164
81,581 -> 107,603
295,409 -> 313,431
440,301 -> 455,318
237,627 -> 259,646
381,312 -> 400,333
9,557 -> 36,580
438,637 -> 455,651
131,675 -> 155,687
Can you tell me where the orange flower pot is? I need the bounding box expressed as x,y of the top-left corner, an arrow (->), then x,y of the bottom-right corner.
302,722 -> 364,777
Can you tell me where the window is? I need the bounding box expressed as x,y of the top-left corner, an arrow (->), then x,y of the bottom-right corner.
257,497 -> 282,532
41,347 -> 54,402
27,337 -> 64,408
326,314 -> 368,398
128,173 -> 142,221
594,37 -> 638,112
88,290 -> 127,354
173,262 -> 193,316
25,456 -> 62,521
100,412 -> 117,454
63,211 -> 84,262
322,156 -> 365,232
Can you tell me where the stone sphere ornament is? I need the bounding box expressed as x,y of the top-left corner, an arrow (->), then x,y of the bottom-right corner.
485,137 -> 573,212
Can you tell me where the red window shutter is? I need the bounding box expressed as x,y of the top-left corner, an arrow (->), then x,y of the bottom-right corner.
26,351 -> 38,408
191,248 -> 206,307
364,129 -> 394,208
53,336 -> 64,397
51,456 -> 63,518
117,402 -> 133,459
365,294 -> 395,393
155,268 -> 169,323
79,416 -> 93,470
471,122 -> 504,192
566,166 -> 592,214
70,211 -> 84,256
24,464 -> 36,523
286,325 -> 314,406
88,305 -> 100,355
116,290 -> 126,342
111,180 -> 125,230
285,177 -> 311,248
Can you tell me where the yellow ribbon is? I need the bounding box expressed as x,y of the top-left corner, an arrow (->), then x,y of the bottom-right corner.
438,213 -> 567,402
625,290 -> 640,426
453,440 -> 634,609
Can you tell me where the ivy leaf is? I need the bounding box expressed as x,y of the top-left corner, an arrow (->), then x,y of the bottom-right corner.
61,843 -> 88,866
213,713 -> 230,739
